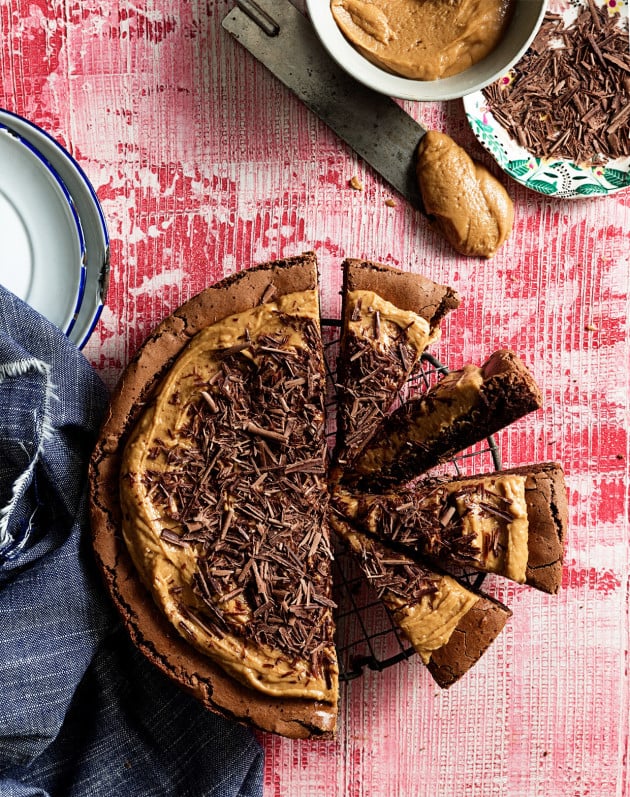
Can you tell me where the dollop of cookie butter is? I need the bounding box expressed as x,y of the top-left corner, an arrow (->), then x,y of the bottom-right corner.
416,130 -> 514,258
331,0 -> 513,81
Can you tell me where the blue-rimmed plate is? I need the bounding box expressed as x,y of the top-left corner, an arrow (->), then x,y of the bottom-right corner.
0,110 -> 110,349
464,0 -> 630,199
0,124 -> 87,333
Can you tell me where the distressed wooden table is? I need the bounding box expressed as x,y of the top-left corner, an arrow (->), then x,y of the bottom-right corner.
1,1 -> 628,795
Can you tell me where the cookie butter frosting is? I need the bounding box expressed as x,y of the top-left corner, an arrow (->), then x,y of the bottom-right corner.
331,519 -> 479,664
393,575 -> 479,664
346,289 -> 431,352
353,362 -> 485,476
332,470 -> 531,585
450,473 -> 529,583
335,288 -> 433,469
331,0 -> 512,80
416,130 -> 514,258
120,290 -> 338,702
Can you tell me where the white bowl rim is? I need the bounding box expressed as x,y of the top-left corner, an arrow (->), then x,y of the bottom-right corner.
306,0 -> 548,101
0,123 -> 87,334
0,109 -> 110,349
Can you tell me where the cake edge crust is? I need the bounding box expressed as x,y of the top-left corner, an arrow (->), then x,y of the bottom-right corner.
341,258 -> 461,333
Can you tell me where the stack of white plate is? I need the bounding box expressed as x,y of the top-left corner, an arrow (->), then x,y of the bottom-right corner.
0,110 -> 109,349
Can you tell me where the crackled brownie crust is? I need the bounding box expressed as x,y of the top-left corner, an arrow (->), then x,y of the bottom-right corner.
513,462 -> 567,593
346,349 -> 543,489
426,593 -> 512,688
90,253 -> 339,739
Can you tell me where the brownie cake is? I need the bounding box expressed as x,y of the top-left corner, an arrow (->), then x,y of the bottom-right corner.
90,251 -> 565,738
90,253 -> 339,739
334,259 -> 460,470
329,510 -> 512,688
332,462 -> 567,594
345,350 -> 543,490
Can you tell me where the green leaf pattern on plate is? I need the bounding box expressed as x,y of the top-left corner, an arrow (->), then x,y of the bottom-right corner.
507,159 -> 532,178
465,100 -> 630,199
602,168 -> 630,189
527,179 -> 559,195
575,183 -> 609,195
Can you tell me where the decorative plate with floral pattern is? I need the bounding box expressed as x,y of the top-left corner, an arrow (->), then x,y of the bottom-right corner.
464,0 -> 629,199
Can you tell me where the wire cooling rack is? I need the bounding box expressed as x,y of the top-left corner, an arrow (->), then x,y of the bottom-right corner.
321,320 -> 501,682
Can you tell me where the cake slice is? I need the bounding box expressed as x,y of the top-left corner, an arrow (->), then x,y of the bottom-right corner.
332,462 -> 567,594
91,254 -> 339,738
344,349 -> 543,489
334,258 -> 460,469
340,259 -> 461,338
329,510 -> 512,688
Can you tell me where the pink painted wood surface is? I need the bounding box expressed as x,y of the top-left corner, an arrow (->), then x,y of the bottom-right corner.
1,1 -> 628,794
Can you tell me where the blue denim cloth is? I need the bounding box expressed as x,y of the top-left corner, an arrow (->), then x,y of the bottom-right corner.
0,286 -> 263,797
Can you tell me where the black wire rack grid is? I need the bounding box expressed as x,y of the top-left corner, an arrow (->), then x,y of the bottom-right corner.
321,319 -> 501,683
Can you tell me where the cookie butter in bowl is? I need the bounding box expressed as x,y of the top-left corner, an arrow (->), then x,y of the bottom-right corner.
306,0 -> 547,100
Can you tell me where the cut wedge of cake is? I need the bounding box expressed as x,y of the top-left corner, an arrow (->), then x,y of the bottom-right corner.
334,259 -> 460,470
344,349 -> 543,490
340,258 -> 461,339
329,510 -> 512,687
90,254 -> 339,739
332,462 -> 567,594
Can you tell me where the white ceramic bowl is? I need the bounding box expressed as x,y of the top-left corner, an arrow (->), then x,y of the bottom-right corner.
306,0 -> 548,101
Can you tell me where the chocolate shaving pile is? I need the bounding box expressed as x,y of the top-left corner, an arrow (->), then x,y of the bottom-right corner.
483,4 -> 630,165
347,530 -> 439,606
142,317 -> 336,676
355,480 -> 516,570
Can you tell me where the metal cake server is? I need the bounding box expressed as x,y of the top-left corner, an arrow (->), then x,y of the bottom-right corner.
222,0 -> 427,211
